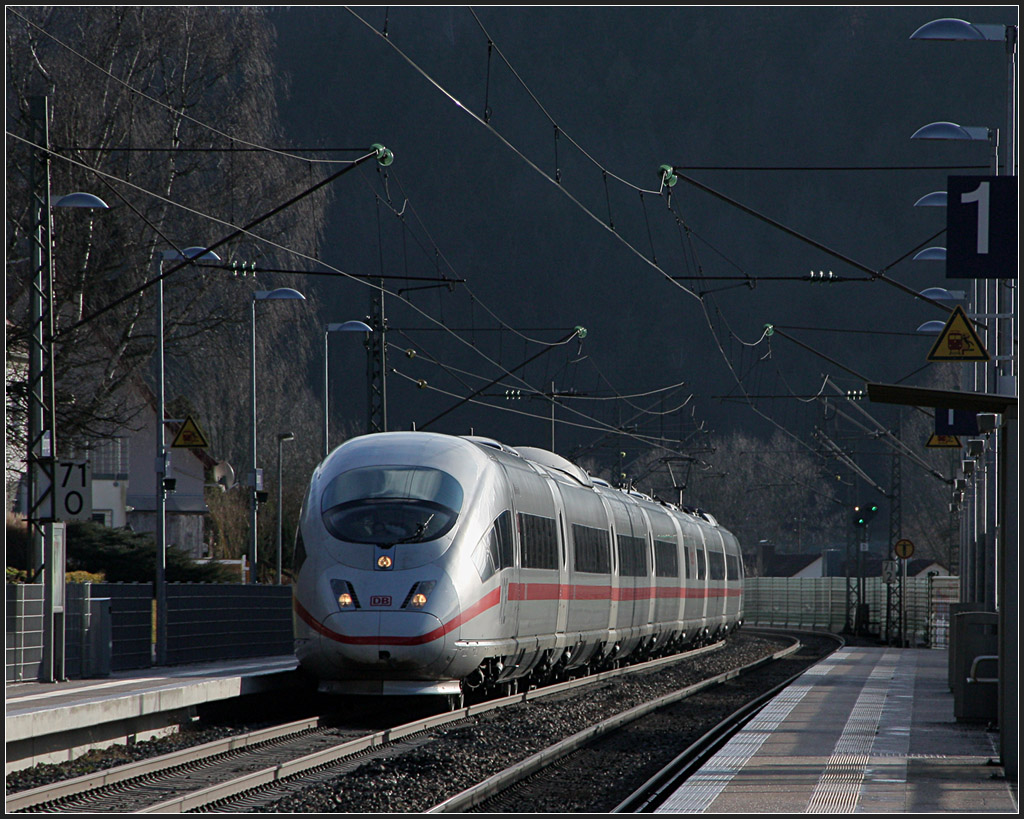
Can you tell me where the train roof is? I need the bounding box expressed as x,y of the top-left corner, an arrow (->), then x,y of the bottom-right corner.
324,432 -> 730,533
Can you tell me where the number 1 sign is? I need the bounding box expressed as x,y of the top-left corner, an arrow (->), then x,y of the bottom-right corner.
946,175 -> 1016,279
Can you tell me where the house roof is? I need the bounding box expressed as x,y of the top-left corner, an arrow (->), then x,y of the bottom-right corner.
843,555 -> 949,577
761,553 -> 822,577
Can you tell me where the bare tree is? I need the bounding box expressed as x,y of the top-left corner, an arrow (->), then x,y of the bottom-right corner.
7,7 -> 334,561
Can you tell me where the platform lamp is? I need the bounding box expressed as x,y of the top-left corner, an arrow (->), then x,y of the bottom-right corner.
912,17 -> 1018,781
154,247 -> 220,666
31,188 -> 110,685
323,320 -> 373,459
910,119 -> 998,608
250,288 -> 306,583
910,18 -> 1017,175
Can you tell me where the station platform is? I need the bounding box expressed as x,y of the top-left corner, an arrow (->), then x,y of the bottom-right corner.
656,645 -> 1017,813
5,655 -> 301,773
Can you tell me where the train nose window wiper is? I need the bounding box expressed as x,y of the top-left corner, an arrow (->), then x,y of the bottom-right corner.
381,514 -> 435,550
320,465 -> 463,545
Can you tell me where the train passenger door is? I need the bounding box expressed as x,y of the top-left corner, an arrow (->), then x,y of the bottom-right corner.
692,528 -> 709,627
494,510 -> 518,629
627,503 -> 655,627
547,482 -> 570,637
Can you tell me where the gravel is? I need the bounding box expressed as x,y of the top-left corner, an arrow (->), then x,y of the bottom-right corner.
7,630 -> 833,812
4,722 -> 266,796
256,631 -> 819,813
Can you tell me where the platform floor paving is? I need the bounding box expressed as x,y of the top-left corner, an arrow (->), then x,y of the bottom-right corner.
656,646 -> 1017,813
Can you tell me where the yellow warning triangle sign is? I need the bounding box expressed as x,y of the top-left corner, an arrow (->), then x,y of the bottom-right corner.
171,414 -> 210,449
927,305 -> 989,362
925,433 -> 961,449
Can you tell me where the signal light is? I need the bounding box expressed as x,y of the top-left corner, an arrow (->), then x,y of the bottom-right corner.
852,503 -> 878,527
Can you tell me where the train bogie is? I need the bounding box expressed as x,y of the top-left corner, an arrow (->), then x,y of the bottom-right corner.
292,431 -> 744,698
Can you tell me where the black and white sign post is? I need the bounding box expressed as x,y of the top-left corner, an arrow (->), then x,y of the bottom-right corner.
56,460 -> 93,522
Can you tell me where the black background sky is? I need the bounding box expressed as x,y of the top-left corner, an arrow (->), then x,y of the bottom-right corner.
267,6 -> 1017,477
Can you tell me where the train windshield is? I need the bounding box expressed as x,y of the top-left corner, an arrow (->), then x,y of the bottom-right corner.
320,466 -> 464,545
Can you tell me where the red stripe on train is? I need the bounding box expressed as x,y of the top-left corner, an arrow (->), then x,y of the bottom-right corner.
294,587 -> 502,646
296,581 -> 739,646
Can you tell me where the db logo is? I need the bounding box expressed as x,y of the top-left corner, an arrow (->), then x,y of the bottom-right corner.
370,596 -> 392,607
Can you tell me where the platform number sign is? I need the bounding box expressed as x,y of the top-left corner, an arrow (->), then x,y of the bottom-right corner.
946,176 -> 1016,279
56,460 -> 93,522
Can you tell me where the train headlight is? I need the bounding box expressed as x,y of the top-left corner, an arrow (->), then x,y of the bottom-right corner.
330,579 -> 360,609
402,580 -> 436,609
376,555 -> 393,570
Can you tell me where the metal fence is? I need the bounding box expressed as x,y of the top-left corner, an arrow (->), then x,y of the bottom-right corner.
165,584 -> 293,664
744,575 -> 960,647
7,583 -> 295,682
9,575 -> 961,682
6,584 -> 44,682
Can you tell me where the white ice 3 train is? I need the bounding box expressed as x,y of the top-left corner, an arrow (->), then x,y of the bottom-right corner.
292,431 -> 743,701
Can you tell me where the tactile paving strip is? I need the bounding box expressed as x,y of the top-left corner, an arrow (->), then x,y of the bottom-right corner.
806,651 -> 898,812
656,651 -> 845,813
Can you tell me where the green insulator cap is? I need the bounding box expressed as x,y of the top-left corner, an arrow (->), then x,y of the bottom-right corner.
575,325 -> 588,339
372,143 -> 394,166
764,324 -> 775,337
659,164 -> 677,187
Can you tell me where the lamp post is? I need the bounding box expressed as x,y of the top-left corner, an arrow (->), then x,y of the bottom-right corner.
250,287 -> 306,583
323,321 -> 372,459
276,431 -> 295,585
154,247 -> 220,665
28,93 -> 110,683
911,119 -> 1000,608
910,18 -> 1017,175
911,16 -> 1018,781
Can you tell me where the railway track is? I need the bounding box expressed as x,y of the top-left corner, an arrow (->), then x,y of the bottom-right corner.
8,630 -> 816,813
447,629 -> 843,813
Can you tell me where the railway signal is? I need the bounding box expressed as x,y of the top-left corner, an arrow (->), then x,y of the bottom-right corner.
852,503 -> 878,528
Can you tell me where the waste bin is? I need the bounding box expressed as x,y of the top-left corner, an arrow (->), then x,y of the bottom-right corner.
947,602 -> 990,690
951,611 -> 998,723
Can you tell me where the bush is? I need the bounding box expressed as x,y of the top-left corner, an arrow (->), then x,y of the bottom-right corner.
6,514 -> 30,572
65,521 -> 238,583
66,570 -> 106,583
7,566 -> 29,584
6,518 -> 238,584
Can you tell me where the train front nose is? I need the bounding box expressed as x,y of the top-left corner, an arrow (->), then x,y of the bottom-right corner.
320,610 -> 447,673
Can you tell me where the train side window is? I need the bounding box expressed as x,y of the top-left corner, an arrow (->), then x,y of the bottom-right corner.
519,512 -> 558,570
654,537 -> 678,578
572,523 -> 611,573
616,534 -> 647,577
495,510 -> 514,568
473,510 -> 516,580
472,528 -> 499,581
709,548 -> 726,581
695,545 -> 706,580
726,552 -> 740,581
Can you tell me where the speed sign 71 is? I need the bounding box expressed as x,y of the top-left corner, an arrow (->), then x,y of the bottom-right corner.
57,460 -> 93,522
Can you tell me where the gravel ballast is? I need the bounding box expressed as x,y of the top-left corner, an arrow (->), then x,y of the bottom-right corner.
259,631 -> 826,813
